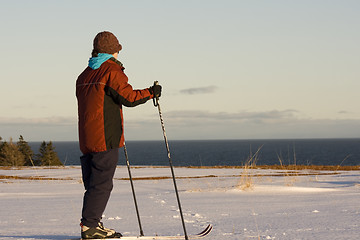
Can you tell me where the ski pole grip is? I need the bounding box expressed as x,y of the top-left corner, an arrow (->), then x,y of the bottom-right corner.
153,81 -> 159,107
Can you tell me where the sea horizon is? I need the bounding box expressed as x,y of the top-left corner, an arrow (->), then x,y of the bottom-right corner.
27,138 -> 360,167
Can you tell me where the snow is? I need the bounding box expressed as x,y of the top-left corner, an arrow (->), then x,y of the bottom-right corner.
0,166 -> 359,240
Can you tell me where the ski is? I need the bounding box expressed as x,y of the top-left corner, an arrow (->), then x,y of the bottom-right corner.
70,224 -> 212,240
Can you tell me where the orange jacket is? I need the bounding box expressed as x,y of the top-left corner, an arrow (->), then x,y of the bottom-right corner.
76,58 -> 153,154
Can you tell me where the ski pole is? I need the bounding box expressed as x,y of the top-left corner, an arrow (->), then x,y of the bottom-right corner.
123,143 -> 144,237
153,81 -> 189,240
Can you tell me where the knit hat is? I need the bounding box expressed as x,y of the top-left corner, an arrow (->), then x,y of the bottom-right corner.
93,31 -> 122,54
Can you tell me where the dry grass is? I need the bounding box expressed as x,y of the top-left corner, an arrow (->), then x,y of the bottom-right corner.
236,146 -> 263,191
114,175 -> 218,181
0,175 -> 73,181
1,165 -> 359,171
0,170 -> 341,182
0,164 -> 358,182
277,152 -> 298,186
181,165 -> 360,171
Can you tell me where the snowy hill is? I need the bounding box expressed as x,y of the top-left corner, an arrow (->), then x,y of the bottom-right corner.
0,166 -> 359,239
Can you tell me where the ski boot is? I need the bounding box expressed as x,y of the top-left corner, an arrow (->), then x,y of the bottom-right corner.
81,222 -> 122,239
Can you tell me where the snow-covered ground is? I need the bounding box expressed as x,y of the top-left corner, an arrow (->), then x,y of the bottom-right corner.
0,166 -> 359,240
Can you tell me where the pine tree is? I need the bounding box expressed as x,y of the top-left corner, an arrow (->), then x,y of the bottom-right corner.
37,141 -> 49,166
37,141 -> 63,166
34,141 -> 49,166
0,138 -> 25,166
46,141 -> 63,166
0,136 -> 4,162
0,136 -> 3,151
17,135 -> 34,166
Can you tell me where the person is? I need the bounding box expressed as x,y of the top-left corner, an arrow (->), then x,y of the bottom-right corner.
76,31 -> 161,239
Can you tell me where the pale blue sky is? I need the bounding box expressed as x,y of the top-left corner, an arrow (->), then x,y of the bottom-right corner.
0,0 -> 359,141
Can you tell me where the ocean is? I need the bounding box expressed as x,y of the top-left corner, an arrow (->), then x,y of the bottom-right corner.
28,139 -> 360,166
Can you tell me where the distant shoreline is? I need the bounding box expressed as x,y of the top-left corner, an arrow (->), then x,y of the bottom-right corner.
28,137 -> 360,143
1,164 -> 359,171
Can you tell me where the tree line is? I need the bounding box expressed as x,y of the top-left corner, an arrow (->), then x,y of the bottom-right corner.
0,135 -> 63,166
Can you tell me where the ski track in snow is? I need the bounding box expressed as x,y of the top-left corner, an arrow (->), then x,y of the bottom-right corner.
0,167 -> 359,240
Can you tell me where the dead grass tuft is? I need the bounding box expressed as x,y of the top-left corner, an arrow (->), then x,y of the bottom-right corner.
237,146 -> 263,191
0,175 -> 74,181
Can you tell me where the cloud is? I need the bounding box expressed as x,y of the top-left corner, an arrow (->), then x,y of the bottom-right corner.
1,111 -> 360,141
0,116 -> 78,141
133,109 -> 360,140
163,109 -> 298,123
0,116 -> 77,126
179,86 -> 218,95
338,110 -> 351,114
11,104 -> 48,110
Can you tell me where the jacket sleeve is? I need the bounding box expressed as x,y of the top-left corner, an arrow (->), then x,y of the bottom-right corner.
105,70 -> 154,107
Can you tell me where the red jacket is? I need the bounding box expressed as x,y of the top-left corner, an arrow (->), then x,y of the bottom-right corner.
76,58 -> 153,154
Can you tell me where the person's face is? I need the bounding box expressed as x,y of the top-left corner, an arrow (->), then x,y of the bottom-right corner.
112,52 -> 119,59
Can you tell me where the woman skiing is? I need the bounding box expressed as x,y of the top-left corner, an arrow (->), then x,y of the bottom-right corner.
76,31 -> 161,239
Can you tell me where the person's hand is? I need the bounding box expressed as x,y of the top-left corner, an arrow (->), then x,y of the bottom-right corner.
150,84 -> 162,98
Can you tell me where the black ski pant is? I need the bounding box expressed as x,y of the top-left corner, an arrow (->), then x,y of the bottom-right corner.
80,148 -> 119,227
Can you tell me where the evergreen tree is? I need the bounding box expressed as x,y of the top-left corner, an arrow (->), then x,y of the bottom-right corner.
0,136 -> 4,161
36,141 -> 47,166
17,135 -> 34,166
46,141 -> 63,166
37,141 -> 63,166
0,138 -> 25,166
0,136 -> 3,151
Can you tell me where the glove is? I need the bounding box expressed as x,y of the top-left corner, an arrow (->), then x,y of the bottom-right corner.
150,84 -> 162,98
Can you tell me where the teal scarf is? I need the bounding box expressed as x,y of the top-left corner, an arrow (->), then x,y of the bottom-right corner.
88,53 -> 114,70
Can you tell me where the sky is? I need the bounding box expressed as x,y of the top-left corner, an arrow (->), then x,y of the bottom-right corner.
0,0 -> 359,141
